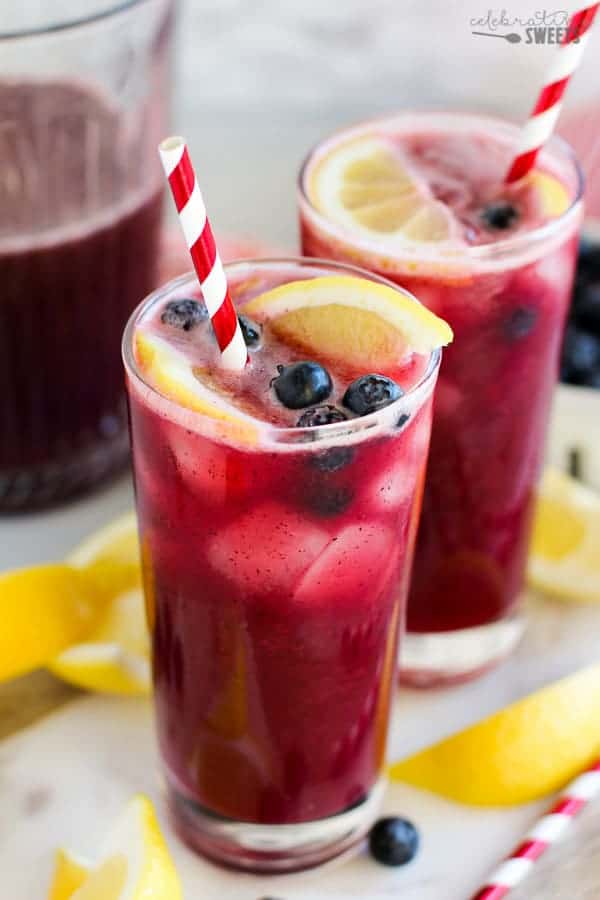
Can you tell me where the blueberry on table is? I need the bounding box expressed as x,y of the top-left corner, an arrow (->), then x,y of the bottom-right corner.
560,325 -> 600,385
296,405 -> 347,427
369,816 -> 419,866
272,361 -> 333,409
481,202 -> 519,230
239,315 -> 262,348
343,374 -> 403,416
161,298 -> 207,331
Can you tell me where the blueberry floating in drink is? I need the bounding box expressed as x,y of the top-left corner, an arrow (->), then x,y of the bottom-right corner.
343,374 -> 403,416
272,361 -> 333,409
481,201 -> 519,230
239,314 -> 262,348
161,298 -> 208,331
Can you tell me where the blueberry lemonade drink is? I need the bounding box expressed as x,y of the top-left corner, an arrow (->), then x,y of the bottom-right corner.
299,112 -> 583,685
123,258 -> 450,871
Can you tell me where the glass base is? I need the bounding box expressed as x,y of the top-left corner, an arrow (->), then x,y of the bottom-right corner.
399,613 -> 526,688
0,429 -> 130,512
167,777 -> 386,873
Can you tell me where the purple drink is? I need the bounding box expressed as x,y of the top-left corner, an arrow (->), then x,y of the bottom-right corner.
0,1 -> 173,509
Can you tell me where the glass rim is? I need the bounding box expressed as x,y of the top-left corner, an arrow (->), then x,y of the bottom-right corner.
0,0 -> 153,41
297,109 -> 584,265
122,256 -> 442,446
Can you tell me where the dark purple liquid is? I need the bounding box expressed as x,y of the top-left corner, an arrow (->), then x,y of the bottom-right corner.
0,81 -> 163,509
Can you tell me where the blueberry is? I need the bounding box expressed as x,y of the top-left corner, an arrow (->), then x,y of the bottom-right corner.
161,298 -> 207,331
239,315 -> 262,348
343,374 -> 403,416
561,325 -> 600,384
503,306 -> 538,341
582,368 -> 600,389
272,362 -> 333,409
574,284 -> 600,335
368,816 -> 419,867
296,405 -> 347,428
312,446 -> 355,472
307,484 -> 353,517
481,202 -> 519,230
577,236 -> 600,280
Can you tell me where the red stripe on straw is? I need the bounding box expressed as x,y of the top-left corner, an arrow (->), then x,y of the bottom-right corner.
189,220 -> 217,278
167,146 -> 196,213
512,838 -> 548,861
551,795 -> 586,816
505,149 -> 539,184
532,77 -> 570,115
566,3 -> 598,41
210,291 -> 240,350
472,886 -> 510,900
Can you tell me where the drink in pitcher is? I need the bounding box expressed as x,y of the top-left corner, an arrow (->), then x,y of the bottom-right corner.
0,1 -> 173,509
298,112 -> 583,684
124,258 -> 449,870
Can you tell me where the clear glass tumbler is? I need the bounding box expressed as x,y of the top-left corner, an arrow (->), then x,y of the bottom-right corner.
0,0 -> 175,510
124,258 -> 441,871
298,111 -> 583,685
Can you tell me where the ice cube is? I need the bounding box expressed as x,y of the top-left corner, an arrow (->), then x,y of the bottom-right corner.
167,425 -> 248,506
294,522 -> 396,606
207,501 -> 330,595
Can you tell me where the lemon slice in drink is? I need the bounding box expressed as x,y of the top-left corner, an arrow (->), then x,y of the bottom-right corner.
48,795 -> 182,900
307,135 -> 457,243
243,274 -> 452,371
529,171 -> 571,218
389,663 -> 600,805
527,467 -> 600,603
134,331 -> 258,443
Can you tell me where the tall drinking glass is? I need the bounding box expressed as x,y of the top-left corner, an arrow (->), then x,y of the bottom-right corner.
123,258 -> 441,871
0,0 -> 174,510
298,112 -> 583,685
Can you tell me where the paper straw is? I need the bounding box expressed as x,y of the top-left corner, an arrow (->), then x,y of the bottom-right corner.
505,4 -> 599,183
471,759 -> 600,899
159,136 -> 247,371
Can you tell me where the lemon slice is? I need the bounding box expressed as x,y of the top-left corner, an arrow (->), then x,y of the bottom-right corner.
307,135 -> 457,243
48,514 -> 149,696
527,467 -> 600,603
243,275 -> 452,370
529,171 -> 571,218
135,331 -> 257,442
49,588 -> 150,695
389,662 -> 600,805
49,850 -> 89,900
48,795 -> 182,900
0,565 -> 102,683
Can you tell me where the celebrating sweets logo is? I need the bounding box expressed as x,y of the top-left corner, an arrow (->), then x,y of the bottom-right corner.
470,9 -> 576,42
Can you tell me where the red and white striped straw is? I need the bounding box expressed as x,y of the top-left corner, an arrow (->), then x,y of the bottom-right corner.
505,3 -> 599,183
471,759 -> 600,899
158,136 -> 247,371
